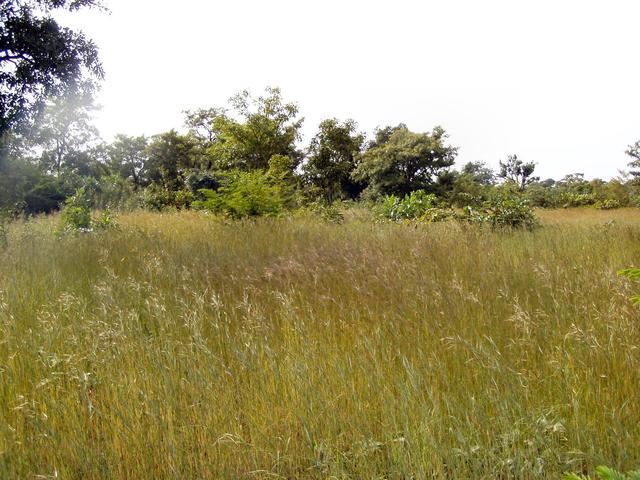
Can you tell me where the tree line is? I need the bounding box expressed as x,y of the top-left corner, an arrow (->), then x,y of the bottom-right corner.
2,0 -> 639,217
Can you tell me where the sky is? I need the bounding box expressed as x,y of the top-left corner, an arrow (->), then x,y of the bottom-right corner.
57,0 -> 640,180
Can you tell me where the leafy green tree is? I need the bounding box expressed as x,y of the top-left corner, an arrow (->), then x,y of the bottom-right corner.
184,107 -> 223,144
352,124 -> 457,198
206,87 -> 303,171
625,140 -> 640,181
0,153 -> 45,210
448,162 -> 496,206
498,154 -> 538,191
460,161 -> 496,185
108,134 -> 148,189
31,91 -> 99,178
303,118 -> 365,203
0,0 -> 103,137
144,130 -> 197,190
22,175 -> 68,213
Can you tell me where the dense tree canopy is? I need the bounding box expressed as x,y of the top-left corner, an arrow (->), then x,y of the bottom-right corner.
0,58 -> 636,217
144,130 -> 197,190
202,87 -> 303,172
107,134 -> 148,190
0,0 -> 103,137
352,124 -> 458,198
303,118 -> 365,202
31,91 -> 99,178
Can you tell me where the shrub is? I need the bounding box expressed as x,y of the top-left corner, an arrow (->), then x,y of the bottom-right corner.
60,206 -> 92,231
193,170 -> 284,219
377,190 -> 438,221
525,183 -> 563,208
595,199 -> 621,210
185,170 -> 222,197
92,174 -> 138,210
562,193 -> 597,208
93,210 -> 118,231
58,187 -> 119,234
309,201 -> 345,224
458,196 -> 538,230
484,196 -> 538,229
142,184 -> 173,211
142,185 -> 193,211
419,207 -> 455,223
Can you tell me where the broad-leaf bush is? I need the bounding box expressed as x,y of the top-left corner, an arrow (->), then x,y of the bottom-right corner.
142,185 -> 194,211
377,190 -> 439,221
595,199 -> 621,210
193,170 -> 284,219
58,187 -> 119,234
457,191 -> 538,230
482,196 -> 539,229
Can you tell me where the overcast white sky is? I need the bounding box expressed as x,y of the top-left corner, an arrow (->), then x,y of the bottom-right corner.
58,0 -> 640,180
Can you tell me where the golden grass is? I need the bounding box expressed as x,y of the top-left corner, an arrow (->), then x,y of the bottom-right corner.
1,209 -> 639,478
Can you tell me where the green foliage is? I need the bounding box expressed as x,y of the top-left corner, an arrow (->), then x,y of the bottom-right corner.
525,181 -> 563,208
461,196 -> 539,230
526,174 -> 632,210
92,209 -> 118,230
31,92 -> 100,178
0,0 -> 103,136
563,466 -> 640,480
193,170 -> 284,219
60,205 -> 91,231
107,134 -> 148,189
58,186 -> 92,232
144,130 -> 197,190
59,189 -> 119,234
353,124 -> 457,199
378,190 -> 537,229
303,118 -> 365,202
498,154 -> 539,191
377,190 -> 439,221
308,201 -> 345,224
185,169 -> 222,196
142,184 -> 193,211
448,162 -> 497,207
596,199 -> 621,210
203,87 -> 303,171
484,196 -> 538,229
626,140 -> 640,182
91,174 -> 140,211
563,193 -> 597,208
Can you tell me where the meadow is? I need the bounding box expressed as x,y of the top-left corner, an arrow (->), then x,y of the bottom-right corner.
0,208 -> 639,479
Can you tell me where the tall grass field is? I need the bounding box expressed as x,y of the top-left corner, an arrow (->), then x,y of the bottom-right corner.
1,209 -> 639,478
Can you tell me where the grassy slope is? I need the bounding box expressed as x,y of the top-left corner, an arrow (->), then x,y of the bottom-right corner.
0,209 -> 639,478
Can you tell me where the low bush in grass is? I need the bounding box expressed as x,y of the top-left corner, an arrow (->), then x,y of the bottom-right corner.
377,190 -> 538,229
595,199 -> 621,210
562,193 -> 598,208
377,190 -> 439,221
142,184 -> 194,211
192,170 -> 284,219
58,187 -> 118,234
478,196 -> 539,229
